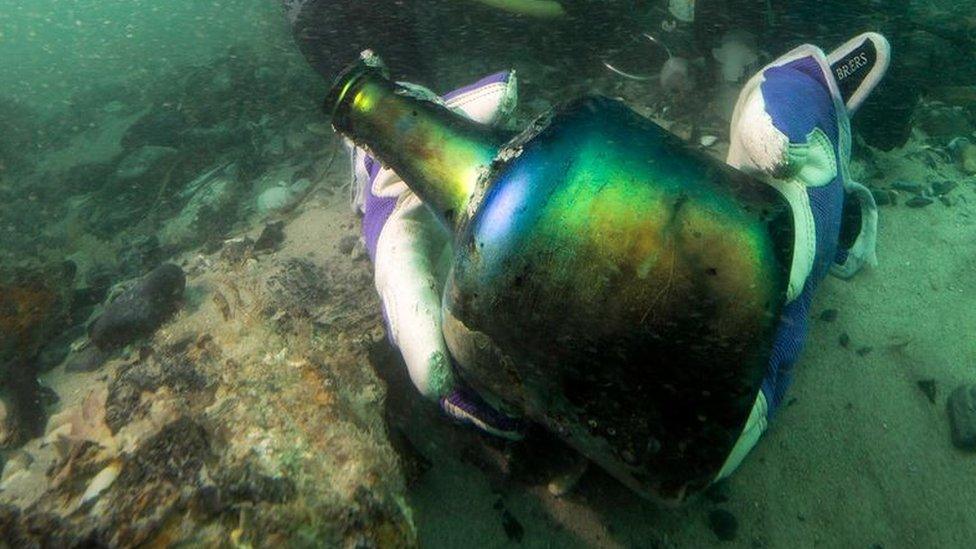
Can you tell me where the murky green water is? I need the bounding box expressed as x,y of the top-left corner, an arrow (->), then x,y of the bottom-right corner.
1,1 -> 975,546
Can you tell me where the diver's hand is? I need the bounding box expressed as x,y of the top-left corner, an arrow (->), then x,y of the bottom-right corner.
726,33 -> 889,298
713,35 -> 890,478
726,54 -> 843,184
727,44 -> 847,302
351,70 -> 521,441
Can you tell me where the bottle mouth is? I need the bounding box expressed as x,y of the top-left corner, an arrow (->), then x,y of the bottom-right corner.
323,50 -> 389,122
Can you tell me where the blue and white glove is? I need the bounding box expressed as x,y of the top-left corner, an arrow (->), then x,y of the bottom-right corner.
349,72 -> 523,440
717,33 -> 890,479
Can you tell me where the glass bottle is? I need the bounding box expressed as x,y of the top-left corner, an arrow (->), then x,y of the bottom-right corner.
327,52 -> 794,502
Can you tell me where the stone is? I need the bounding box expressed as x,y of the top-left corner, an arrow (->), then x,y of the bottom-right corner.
102,341 -> 213,434
931,180 -> 958,196
220,237 -> 255,264
89,264 -> 186,351
0,450 -> 33,483
891,180 -> 923,193
700,135 -> 719,148
256,179 -> 312,216
871,189 -> 894,206
709,509 -> 738,541
256,186 -> 291,215
947,384 -> 976,450
264,259 -> 329,327
0,239 -> 414,546
905,196 -> 934,208
959,143 -> 976,175
917,379 -> 937,404
254,221 -> 286,252
80,461 -> 121,506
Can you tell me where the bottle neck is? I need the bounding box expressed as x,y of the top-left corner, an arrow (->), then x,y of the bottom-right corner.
327,58 -> 508,231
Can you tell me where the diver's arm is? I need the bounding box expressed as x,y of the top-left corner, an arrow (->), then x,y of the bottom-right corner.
716,33 -> 889,479
351,71 -> 522,438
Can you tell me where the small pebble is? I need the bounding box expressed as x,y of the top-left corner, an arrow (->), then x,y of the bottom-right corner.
871,189 -> 893,206
905,196 -> 934,208
891,181 -> 922,193
818,309 -> 838,322
931,180 -> 957,196
220,236 -> 255,263
839,332 -> 851,348
709,509 -> 738,541
700,135 -> 718,147
947,384 -> 976,451
917,379 -> 937,404
254,221 -> 286,252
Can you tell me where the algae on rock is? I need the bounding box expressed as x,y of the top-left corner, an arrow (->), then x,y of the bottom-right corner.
0,221 -> 416,547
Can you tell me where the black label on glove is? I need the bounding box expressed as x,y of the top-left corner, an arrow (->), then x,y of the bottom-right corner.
831,38 -> 877,106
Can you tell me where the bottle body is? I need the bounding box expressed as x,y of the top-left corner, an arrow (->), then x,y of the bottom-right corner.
327,61 -> 794,501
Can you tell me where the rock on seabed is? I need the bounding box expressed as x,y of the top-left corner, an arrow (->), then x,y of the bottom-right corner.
948,384 -> 976,451
0,230 -> 416,547
89,264 -> 186,350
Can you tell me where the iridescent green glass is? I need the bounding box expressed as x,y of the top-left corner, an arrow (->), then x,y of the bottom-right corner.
327,58 -> 794,502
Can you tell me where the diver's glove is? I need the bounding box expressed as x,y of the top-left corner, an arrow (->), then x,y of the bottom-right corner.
348,71 -> 522,440
716,33 -> 890,479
